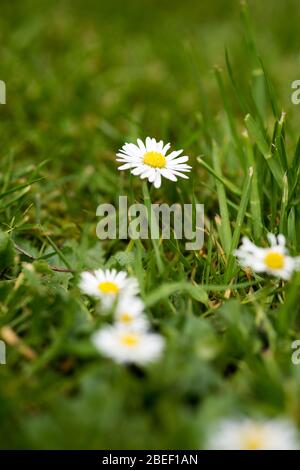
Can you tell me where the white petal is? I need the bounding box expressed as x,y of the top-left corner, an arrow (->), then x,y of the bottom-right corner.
156,140 -> 164,152
131,165 -> 147,176
94,269 -> 106,282
167,163 -> 192,170
167,156 -> 189,164
267,233 -> 277,247
162,142 -> 171,155
120,143 -> 141,158
160,168 -> 177,181
153,171 -> 162,188
141,168 -> 154,179
145,137 -> 152,151
148,168 -> 156,182
241,237 -> 259,253
166,149 -> 183,161
170,170 -> 189,179
137,138 -> 146,153
278,234 -> 286,247
116,153 -> 141,162
118,163 -> 135,170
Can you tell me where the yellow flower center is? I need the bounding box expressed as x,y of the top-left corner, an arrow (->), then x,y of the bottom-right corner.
241,430 -> 265,450
264,251 -> 285,270
120,333 -> 139,347
143,151 -> 166,168
98,281 -> 119,295
120,312 -> 133,324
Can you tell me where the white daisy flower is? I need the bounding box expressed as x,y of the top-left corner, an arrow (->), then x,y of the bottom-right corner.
116,137 -> 192,188
79,268 -> 139,308
206,418 -> 299,450
92,324 -> 165,365
115,296 -> 150,331
234,233 -> 300,280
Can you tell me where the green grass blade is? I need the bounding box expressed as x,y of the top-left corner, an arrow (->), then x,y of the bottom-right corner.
142,182 -> 164,275
243,131 -> 263,239
225,166 -> 253,282
211,141 -> 232,256
245,113 -> 284,187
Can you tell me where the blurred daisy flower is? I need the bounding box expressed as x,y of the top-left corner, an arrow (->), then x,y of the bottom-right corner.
116,137 -> 192,188
92,324 -> 165,365
79,268 -> 139,308
115,296 -> 149,331
234,233 -> 300,280
206,418 -> 299,450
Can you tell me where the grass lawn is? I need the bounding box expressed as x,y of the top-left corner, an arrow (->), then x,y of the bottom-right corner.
0,0 -> 300,449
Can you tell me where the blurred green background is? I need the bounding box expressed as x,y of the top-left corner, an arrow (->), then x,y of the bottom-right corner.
1,0 -> 300,222
1,0 -> 300,449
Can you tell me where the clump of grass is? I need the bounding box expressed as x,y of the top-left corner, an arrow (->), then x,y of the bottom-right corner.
0,0 -> 299,450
